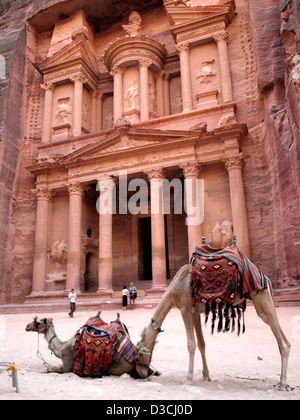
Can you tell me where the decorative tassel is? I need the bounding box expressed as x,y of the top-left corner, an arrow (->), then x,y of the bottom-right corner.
231,306 -> 236,333
217,302 -> 223,333
211,301 -> 217,334
205,302 -> 210,325
236,306 -> 241,336
224,303 -> 231,332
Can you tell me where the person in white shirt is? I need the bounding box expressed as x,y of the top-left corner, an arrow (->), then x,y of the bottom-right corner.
68,289 -> 77,318
122,286 -> 129,310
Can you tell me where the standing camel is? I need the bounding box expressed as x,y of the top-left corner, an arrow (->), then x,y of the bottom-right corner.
25,315 -> 134,376
135,264 -> 290,389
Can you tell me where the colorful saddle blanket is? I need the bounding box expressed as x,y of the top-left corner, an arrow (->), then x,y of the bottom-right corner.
191,244 -> 268,334
73,316 -> 136,378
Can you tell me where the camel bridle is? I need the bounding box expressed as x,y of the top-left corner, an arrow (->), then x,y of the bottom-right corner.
136,318 -> 163,375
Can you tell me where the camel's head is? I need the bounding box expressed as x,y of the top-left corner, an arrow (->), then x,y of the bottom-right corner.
25,317 -> 53,334
135,327 -> 156,379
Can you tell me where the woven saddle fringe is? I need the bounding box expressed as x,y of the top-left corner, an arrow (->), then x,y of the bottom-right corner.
204,300 -> 246,335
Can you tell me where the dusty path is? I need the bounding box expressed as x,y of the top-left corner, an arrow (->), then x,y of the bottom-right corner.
0,306 -> 299,400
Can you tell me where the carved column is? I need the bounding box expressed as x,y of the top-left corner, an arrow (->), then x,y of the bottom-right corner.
156,71 -> 165,117
177,43 -> 193,112
214,32 -> 233,103
111,66 -> 124,124
139,59 -> 152,122
181,163 -> 203,258
32,187 -> 52,293
97,177 -> 116,293
146,168 -> 167,290
71,74 -> 87,137
40,82 -> 54,143
66,182 -> 83,291
163,72 -> 171,116
223,153 -> 251,257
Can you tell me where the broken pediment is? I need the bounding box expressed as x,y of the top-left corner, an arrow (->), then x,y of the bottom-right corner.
164,0 -> 236,43
36,29 -> 99,81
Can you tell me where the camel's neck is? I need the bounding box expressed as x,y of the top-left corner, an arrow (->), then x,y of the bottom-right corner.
144,288 -> 173,351
44,326 -> 64,359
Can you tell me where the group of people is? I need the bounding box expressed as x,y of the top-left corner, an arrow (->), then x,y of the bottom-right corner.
122,282 -> 137,310
67,282 -> 138,317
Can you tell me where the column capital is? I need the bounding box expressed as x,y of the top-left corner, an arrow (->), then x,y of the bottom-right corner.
223,153 -> 244,171
33,187 -> 52,201
213,31 -> 229,44
97,176 -> 117,191
67,182 -> 84,195
110,65 -> 125,77
40,82 -> 55,92
70,73 -> 88,84
139,59 -> 152,68
176,42 -> 190,53
145,168 -> 165,181
180,162 -> 202,178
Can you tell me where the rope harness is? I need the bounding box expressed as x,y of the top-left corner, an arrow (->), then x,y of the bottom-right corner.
136,318 -> 163,377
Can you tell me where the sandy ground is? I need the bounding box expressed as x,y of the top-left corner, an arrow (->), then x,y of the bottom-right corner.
0,305 -> 299,401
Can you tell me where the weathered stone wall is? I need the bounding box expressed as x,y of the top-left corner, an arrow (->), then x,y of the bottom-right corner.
0,0 -> 299,303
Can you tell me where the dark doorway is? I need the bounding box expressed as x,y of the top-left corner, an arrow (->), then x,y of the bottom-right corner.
138,216 -> 170,281
84,252 -> 98,292
138,217 -> 152,280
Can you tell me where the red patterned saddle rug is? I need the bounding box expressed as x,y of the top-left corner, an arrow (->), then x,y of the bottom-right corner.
73,316 -> 136,378
191,244 -> 268,335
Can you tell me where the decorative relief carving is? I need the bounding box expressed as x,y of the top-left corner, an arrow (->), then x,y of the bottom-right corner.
145,167 -> 165,181
212,220 -> 233,248
122,11 -> 144,38
180,162 -> 201,177
50,240 -> 68,265
67,182 -> 84,195
54,97 -> 72,126
40,82 -> 55,91
223,153 -> 244,171
217,112 -> 236,127
125,84 -> 139,111
195,60 -> 217,87
34,187 -> 52,200
213,31 -> 229,44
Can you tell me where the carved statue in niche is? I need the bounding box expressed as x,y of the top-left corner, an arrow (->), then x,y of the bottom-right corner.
54,97 -> 72,125
125,84 -> 139,110
103,112 -> 114,130
50,240 -> 68,265
212,220 -> 233,248
195,60 -> 217,88
82,103 -> 89,125
122,11 -> 144,37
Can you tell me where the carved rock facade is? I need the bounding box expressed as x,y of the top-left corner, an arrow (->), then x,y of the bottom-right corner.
0,0 -> 299,303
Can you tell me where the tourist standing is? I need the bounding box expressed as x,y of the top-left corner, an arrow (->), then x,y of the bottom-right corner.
122,285 -> 129,310
68,288 -> 77,318
129,282 -> 137,309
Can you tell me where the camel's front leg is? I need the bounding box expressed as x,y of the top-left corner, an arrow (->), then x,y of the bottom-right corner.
46,364 -> 66,374
251,289 -> 290,388
180,308 -> 196,383
192,312 -> 210,381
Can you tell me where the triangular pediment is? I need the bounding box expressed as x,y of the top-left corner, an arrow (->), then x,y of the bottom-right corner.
37,33 -> 99,78
60,127 -> 197,166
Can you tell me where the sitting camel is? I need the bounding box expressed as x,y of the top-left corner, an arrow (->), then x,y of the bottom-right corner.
135,264 -> 291,389
25,313 -> 134,376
